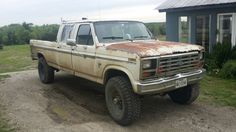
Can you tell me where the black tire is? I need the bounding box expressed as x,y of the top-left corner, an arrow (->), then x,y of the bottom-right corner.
105,76 -> 141,126
38,57 -> 54,84
168,83 -> 200,105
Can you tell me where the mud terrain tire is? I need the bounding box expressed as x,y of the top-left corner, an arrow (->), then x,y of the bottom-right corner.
105,76 -> 141,126
38,57 -> 54,84
168,83 -> 200,105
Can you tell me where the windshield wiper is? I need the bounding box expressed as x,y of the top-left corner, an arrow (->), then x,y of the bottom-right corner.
103,36 -> 123,40
134,36 -> 148,39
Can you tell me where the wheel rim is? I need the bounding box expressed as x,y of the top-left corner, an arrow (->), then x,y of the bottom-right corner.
107,87 -> 124,119
38,61 -> 45,81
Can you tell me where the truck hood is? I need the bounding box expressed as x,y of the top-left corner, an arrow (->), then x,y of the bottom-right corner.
106,41 -> 204,57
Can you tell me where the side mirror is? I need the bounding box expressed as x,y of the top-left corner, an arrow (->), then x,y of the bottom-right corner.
66,39 -> 76,46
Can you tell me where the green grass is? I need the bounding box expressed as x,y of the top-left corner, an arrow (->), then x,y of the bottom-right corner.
0,75 -> 15,132
0,113 -> 14,132
200,75 -> 236,107
0,45 -> 36,73
0,104 -> 14,132
0,75 -> 10,81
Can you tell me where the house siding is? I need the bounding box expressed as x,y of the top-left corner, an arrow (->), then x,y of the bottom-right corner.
166,6 -> 236,52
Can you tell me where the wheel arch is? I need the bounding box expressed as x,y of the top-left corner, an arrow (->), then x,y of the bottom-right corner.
37,52 -> 45,59
103,66 -> 137,93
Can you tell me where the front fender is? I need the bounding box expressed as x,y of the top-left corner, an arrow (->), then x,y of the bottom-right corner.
103,65 -> 138,93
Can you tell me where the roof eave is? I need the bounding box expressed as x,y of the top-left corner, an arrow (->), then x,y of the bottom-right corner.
158,2 -> 236,12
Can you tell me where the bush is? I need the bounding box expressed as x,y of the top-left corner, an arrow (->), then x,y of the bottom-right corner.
219,60 -> 236,79
205,43 -> 234,75
231,46 -> 236,60
212,42 -> 232,68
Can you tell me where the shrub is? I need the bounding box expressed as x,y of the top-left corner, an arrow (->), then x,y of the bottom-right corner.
231,46 -> 236,60
204,52 -> 218,74
219,60 -> 236,79
212,42 -> 232,68
205,42 -> 235,75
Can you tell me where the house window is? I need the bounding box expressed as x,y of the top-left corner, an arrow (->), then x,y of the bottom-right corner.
196,15 -> 210,52
217,13 -> 236,47
179,16 -> 191,43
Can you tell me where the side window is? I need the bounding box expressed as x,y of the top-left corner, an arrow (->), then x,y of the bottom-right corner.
76,24 -> 94,45
61,25 -> 74,43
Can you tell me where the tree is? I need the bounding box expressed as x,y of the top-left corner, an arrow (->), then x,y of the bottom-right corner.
0,23 -> 59,45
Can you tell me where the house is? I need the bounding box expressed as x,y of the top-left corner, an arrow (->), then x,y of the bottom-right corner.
157,0 -> 236,52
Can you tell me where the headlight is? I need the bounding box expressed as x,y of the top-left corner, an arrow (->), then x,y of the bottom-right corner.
141,59 -> 157,79
142,60 -> 152,69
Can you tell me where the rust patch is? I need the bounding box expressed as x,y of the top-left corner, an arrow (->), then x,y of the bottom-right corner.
106,41 -> 204,57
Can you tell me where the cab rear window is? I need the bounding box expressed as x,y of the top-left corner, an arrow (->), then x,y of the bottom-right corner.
60,25 -> 74,43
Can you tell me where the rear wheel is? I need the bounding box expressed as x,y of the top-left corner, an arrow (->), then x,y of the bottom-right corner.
105,76 -> 141,126
38,57 -> 54,84
168,83 -> 200,105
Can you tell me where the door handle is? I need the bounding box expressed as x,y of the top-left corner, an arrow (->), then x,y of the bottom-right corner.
83,46 -> 87,50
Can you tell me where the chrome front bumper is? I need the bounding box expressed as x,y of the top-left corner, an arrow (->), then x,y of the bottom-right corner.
136,69 -> 206,94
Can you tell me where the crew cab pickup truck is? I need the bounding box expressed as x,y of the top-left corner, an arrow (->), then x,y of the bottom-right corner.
30,20 -> 205,126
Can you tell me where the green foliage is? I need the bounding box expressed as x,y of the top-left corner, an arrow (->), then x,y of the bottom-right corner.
231,46 -> 236,60
219,60 -> 236,79
212,42 -> 232,68
30,24 -> 59,41
0,22 -> 59,45
145,22 -> 166,38
205,43 -> 235,74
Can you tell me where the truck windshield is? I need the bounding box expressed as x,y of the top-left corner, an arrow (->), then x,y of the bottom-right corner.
94,21 -> 152,43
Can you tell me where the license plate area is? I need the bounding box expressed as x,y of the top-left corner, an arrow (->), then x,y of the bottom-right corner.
175,78 -> 187,88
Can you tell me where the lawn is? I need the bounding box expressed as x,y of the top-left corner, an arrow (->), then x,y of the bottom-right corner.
200,75 -> 236,107
0,45 -> 36,73
0,75 -> 15,132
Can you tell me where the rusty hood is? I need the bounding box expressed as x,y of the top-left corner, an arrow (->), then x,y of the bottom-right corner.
106,41 -> 204,57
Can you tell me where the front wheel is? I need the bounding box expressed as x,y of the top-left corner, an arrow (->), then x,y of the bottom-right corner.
38,57 -> 54,84
105,76 -> 141,126
168,83 -> 200,105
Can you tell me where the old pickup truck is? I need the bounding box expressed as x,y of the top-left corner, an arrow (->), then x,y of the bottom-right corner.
30,20 -> 205,126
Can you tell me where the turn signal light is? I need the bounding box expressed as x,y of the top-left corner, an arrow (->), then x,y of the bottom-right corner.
143,72 -> 151,78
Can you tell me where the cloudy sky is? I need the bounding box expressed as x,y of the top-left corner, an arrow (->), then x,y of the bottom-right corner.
0,0 -> 166,26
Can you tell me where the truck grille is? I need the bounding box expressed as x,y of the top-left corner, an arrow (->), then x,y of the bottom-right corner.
158,52 -> 200,77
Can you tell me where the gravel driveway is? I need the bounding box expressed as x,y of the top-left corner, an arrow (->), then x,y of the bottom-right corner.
0,70 -> 236,132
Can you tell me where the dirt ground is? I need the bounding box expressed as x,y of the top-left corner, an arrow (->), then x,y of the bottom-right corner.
0,70 -> 236,132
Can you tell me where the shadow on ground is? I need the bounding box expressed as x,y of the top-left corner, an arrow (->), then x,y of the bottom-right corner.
43,73 -> 189,125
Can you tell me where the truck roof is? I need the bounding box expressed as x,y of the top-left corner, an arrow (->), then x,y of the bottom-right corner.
62,20 -> 143,24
